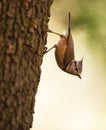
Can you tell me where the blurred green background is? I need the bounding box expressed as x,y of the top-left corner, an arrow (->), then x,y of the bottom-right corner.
51,0 -> 106,69
32,1 -> 106,130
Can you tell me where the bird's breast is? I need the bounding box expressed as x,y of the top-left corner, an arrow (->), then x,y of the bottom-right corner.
55,38 -> 67,69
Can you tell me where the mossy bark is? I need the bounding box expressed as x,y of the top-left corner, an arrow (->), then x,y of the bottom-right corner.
0,0 -> 53,129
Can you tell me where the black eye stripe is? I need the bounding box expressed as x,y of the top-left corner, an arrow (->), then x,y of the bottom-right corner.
74,61 -> 78,72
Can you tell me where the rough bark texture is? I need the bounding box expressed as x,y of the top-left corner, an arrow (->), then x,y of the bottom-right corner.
0,0 -> 53,129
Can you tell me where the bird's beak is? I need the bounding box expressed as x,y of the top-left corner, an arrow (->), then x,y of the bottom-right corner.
78,75 -> 81,79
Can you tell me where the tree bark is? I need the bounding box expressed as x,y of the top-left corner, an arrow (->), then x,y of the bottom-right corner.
0,0 -> 53,129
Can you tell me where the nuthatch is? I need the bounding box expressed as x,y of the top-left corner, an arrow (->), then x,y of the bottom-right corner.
45,12 -> 83,79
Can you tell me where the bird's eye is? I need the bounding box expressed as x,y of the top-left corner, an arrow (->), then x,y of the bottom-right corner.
74,61 -> 78,72
75,67 -> 78,71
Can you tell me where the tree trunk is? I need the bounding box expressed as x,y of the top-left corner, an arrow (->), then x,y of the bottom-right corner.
0,0 -> 53,130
